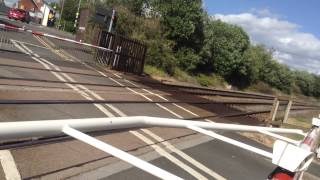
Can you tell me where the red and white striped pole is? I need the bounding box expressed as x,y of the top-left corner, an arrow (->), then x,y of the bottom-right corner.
0,23 -> 112,52
268,118 -> 320,180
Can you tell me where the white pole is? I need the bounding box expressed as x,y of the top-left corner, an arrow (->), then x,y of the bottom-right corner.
258,130 -> 301,145
187,125 -> 273,159
62,125 -> 183,180
108,9 -> 115,32
0,116 -> 305,141
58,0 -> 65,28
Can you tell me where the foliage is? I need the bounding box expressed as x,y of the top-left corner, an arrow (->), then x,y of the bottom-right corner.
175,48 -> 200,72
155,0 -> 204,52
201,19 -> 250,87
84,0 -> 320,97
144,65 -> 169,78
294,71 -> 316,96
259,60 -> 294,93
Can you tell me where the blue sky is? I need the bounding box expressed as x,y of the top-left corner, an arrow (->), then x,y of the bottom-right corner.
204,0 -> 320,74
4,0 -> 320,73
204,0 -> 320,38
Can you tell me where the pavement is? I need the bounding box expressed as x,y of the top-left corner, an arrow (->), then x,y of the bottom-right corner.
0,17 -> 319,180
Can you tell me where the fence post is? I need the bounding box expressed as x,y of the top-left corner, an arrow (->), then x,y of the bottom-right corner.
283,100 -> 293,124
269,98 -> 280,125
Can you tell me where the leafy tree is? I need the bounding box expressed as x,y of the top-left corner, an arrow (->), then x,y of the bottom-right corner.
155,0 -> 205,52
201,19 -> 250,87
259,60 -> 294,93
312,76 -> 320,97
175,47 -> 200,72
61,0 -> 78,22
242,45 -> 273,84
294,71 -> 316,96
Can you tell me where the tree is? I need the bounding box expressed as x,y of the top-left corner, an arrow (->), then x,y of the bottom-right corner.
294,71 -> 316,96
242,45 -> 273,84
259,60 -> 294,93
201,19 -> 250,87
155,0 -> 205,52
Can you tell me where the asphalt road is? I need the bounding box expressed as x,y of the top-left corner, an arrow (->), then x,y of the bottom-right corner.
0,18 -> 319,180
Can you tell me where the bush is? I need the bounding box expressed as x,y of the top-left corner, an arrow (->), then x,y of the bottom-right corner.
146,39 -> 177,75
175,47 -> 200,72
201,20 -> 250,87
259,60 -> 294,93
196,74 -> 226,87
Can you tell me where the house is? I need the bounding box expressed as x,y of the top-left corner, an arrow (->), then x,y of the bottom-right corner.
18,0 -> 43,12
17,0 -> 55,26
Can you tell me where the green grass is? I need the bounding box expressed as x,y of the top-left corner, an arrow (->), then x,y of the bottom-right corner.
196,74 -> 226,88
144,65 -> 228,89
173,68 -> 197,84
144,65 -> 169,78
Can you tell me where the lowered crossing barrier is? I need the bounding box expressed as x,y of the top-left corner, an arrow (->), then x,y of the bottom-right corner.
0,116 -> 318,180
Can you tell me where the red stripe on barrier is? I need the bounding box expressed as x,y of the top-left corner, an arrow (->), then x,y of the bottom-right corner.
0,23 -> 112,52
32,31 -> 44,36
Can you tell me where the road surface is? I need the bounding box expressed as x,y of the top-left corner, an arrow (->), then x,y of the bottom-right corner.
0,18 -> 319,180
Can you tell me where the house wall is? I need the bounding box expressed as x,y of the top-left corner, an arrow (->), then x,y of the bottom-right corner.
18,0 -> 43,12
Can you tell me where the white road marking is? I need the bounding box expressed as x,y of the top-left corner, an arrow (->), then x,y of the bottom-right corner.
131,131 -> 208,180
142,129 -> 226,180
0,150 -> 21,180
156,103 -> 183,118
126,87 -> 153,102
30,37 -> 224,179
172,103 -> 200,117
108,74 -> 228,180
142,88 -> 168,101
12,41 -> 115,117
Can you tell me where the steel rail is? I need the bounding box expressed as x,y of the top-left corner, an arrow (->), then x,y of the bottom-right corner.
0,99 -> 282,105
1,76 -> 317,107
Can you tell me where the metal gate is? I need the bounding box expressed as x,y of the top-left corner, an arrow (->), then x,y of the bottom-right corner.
95,31 -> 147,75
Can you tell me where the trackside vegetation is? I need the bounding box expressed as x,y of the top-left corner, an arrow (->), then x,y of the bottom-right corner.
87,0 -> 320,98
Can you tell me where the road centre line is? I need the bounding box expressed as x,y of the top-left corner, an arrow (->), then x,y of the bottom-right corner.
113,77 -> 227,179
33,35 -> 74,62
12,41 -> 115,117
130,131 -> 209,180
41,39 -> 226,179
0,150 -> 21,180
0,48 -> 22,179
15,38 -> 210,179
142,129 -> 226,180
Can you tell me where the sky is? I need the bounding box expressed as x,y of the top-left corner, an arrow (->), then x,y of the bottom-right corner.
203,0 -> 320,74
4,0 -> 320,74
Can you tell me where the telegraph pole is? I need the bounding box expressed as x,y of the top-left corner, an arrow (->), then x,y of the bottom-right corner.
74,0 -> 82,28
108,9 -> 116,32
58,0 -> 65,29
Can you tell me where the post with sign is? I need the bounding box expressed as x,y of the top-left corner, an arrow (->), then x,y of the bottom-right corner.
75,8 -> 90,42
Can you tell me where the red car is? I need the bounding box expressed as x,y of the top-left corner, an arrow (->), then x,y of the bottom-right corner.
8,8 -> 30,23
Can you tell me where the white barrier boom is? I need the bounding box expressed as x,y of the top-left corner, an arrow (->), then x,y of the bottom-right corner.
0,23 -> 112,52
0,116 -> 304,141
62,125 -> 183,180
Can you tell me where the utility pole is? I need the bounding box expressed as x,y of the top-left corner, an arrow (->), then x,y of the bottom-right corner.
74,0 -> 82,28
108,9 -> 115,32
58,0 -> 65,29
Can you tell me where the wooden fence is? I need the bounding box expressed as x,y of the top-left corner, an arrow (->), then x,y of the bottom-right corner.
95,31 -> 147,75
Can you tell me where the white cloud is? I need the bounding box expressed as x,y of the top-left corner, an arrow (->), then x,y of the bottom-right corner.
214,12 -> 320,75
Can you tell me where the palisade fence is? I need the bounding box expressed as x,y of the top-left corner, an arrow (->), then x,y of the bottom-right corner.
95,31 -> 147,75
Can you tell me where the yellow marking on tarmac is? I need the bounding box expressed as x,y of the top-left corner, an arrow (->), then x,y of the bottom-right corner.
33,35 -> 73,62
41,36 -> 78,62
